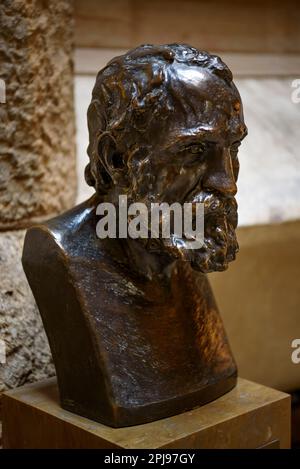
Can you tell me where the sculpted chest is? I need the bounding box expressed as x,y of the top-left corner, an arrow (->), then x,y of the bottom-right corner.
23,200 -> 236,426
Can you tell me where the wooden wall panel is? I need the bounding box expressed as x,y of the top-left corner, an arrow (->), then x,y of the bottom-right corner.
74,0 -> 300,53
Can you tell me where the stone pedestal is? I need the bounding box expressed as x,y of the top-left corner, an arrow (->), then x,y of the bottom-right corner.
2,377 -> 291,449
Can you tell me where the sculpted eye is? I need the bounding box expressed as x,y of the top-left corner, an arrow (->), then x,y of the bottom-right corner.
230,141 -> 241,155
180,142 -> 207,167
184,143 -> 207,154
230,141 -> 240,180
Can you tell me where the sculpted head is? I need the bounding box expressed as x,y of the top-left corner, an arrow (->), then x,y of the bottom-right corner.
86,44 -> 247,273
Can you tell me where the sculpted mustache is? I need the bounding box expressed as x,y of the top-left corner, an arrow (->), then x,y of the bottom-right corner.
191,192 -> 237,217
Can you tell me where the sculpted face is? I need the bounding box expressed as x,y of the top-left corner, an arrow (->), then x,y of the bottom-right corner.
87,45 -> 247,274
128,65 -> 247,272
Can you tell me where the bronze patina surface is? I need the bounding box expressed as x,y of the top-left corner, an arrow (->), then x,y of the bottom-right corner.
22,44 -> 247,427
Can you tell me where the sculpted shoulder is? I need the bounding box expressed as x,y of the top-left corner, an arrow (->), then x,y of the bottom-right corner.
22,195 -> 101,268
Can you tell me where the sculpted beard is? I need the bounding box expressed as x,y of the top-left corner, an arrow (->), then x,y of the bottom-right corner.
145,191 -> 239,274
189,191 -> 239,273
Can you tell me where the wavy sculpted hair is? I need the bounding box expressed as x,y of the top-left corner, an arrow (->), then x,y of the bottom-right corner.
85,43 -> 233,195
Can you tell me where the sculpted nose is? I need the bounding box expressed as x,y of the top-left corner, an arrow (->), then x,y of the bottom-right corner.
202,148 -> 237,196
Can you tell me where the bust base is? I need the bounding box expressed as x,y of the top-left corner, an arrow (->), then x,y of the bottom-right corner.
2,377 -> 290,449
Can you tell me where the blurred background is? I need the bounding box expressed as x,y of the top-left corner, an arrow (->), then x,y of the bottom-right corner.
74,0 -> 300,393
74,0 -> 300,446
1,0 -> 300,447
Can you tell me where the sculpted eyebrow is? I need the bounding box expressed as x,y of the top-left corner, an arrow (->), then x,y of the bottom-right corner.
241,129 -> 248,140
231,129 -> 248,144
167,129 -> 215,150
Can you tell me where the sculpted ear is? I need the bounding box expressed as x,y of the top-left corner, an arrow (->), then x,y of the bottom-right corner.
98,134 -> 124,169
87,99 -> 127,191
97,133 -> 127,186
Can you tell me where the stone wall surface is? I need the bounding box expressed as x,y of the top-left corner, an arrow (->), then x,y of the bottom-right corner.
0,0 -> 76,229
0,230 -> 54,394
0,0 -> 76,417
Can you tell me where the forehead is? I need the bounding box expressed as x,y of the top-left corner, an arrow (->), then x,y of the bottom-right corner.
164,63 -> 245,141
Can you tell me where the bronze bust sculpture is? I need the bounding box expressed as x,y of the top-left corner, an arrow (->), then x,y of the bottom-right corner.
22,44 -> 247,427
